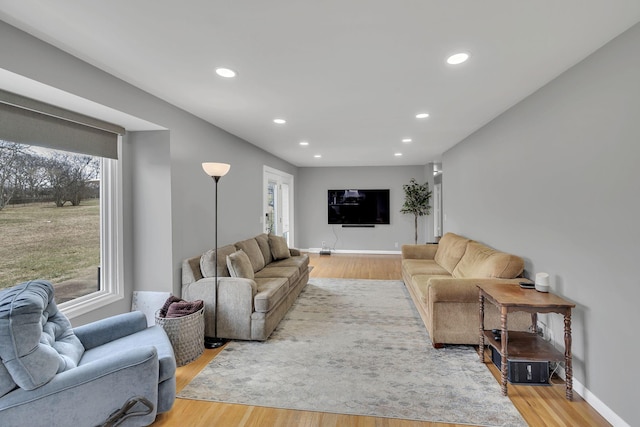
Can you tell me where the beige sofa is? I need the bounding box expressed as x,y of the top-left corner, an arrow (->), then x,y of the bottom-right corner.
182,233 -> 309,341
402,232 -> 531,347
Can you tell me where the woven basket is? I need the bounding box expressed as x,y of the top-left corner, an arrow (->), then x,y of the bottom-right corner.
155,307 -> 205,367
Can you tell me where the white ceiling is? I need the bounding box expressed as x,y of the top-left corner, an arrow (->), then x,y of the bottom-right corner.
1,1 -> 639,167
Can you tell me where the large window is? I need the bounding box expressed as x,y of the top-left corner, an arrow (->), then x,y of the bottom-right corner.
0,89 -> 124,317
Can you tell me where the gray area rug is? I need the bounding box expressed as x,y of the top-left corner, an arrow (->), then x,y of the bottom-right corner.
178,278 -> 526,426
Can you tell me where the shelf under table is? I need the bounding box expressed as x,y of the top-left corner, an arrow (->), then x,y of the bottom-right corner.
483,331 -> 565,362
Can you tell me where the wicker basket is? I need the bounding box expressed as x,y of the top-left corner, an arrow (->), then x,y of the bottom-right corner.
155,307 -> 205,367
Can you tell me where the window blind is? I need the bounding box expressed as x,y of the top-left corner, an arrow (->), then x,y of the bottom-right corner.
0,89 -> 124,159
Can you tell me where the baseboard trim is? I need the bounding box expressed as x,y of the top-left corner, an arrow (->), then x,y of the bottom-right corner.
305,248 -> 401,255
554,363 -> 628,426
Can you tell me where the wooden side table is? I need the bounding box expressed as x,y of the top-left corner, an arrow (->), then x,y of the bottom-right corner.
478,282 -> 576,400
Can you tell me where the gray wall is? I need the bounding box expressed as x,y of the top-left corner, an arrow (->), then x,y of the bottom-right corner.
297,166 -> 428,251
0,20 -> 297,324
443,22 -> 640,426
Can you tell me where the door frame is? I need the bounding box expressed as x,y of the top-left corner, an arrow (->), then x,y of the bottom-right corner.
263,165 -> 295,246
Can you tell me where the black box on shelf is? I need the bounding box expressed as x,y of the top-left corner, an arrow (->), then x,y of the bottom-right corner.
491,346 -> 550,385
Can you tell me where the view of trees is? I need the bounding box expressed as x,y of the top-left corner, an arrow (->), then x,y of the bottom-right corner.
0,140 -> 99,210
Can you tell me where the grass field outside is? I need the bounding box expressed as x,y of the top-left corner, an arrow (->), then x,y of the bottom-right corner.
0,199 -> 100,302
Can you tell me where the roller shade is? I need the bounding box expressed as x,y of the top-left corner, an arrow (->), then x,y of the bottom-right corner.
0,89 -> 124,159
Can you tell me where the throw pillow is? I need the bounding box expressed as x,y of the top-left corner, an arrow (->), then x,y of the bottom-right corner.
269,234 -> 291,260
226,250 -> 255,279
200,245 -> 236,278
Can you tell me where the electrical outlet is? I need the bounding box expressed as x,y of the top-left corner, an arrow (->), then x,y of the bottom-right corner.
321,240 -> 326,249
394,242 -> 399,248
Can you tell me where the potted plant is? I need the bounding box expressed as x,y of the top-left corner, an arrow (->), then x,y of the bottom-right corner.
401,178 -> 432,244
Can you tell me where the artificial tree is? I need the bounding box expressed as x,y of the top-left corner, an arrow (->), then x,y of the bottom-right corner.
400,178 -> 432,244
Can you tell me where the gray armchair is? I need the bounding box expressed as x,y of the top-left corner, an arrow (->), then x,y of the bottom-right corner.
0,280 -> 176,427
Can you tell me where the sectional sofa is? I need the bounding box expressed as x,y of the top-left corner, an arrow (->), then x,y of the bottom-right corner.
182,233 -> 309,341
402,232 -> 531,347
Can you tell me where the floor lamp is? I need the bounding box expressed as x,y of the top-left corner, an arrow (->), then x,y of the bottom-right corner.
202,162 -> 231,349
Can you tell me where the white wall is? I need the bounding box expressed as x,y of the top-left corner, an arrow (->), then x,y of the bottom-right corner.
443,22 -> 640,426
297,166 -> 429,251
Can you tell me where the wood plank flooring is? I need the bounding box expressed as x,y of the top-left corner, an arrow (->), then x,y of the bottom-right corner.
152,253 -> 610,427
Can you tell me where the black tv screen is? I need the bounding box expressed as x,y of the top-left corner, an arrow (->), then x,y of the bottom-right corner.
328,189 -> 390,225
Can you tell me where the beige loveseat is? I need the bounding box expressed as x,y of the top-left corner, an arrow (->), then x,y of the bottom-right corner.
182,233 -> 309,341
402,232 -> 530,347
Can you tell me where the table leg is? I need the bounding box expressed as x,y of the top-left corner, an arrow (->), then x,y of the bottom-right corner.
564,309 -> 573,400
479,293 -> 485,362
500,307 -> 508,396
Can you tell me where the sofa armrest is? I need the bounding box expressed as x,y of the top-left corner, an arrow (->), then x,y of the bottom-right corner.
74,311 -> 148,350
0,346 -> 159,426
428,277 -> 526,303
401,244 -> 438,260
217,278 -> 257,339
182,277 -> 257,338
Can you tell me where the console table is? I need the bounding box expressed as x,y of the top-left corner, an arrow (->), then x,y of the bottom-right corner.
477,282 -> 576,400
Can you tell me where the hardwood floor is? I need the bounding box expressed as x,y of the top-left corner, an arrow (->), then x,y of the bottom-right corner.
153,253 -> 610,427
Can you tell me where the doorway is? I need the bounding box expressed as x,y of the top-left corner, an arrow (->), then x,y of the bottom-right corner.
263,166 -> 294,246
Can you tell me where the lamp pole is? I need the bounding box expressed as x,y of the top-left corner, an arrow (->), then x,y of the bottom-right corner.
202,162 -> 231,349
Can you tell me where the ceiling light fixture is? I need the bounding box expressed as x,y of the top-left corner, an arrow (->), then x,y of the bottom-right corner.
446,52 -> 470,65
273,118 -> 286,124
394,152 -> 403,157
416,113 -> 429,119
299,141 -> 309,146
215,67 -> 237,78
402,138 -> 412,143
314,154 -> 322,158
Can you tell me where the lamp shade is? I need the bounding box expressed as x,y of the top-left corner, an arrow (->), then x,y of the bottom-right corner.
202,162 -> 231,178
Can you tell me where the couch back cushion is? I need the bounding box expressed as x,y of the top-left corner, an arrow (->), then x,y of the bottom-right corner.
255,233 -> 274,265
0,280 -> 84,391
226,250 -> 255,279
235,238 -> 266,273
452,242 -> 524,279
269,234 -> 291,260
434,233 -> 470,273
200,244 -> 236,278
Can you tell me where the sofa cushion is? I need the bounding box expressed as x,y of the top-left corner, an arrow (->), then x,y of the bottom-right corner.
452,242 -> 524,279
269,254 -> 309,273
402,259 -> 450,277
434,233 -> 470,273
255,266 -> 301,288
255,233 -> 274,265
0,280 -> 84,391
200,244 -> 236,278
226,250 -> 255,279
235,238 -> 266,272
253,277 -> 290,312
269,234 -> 291,260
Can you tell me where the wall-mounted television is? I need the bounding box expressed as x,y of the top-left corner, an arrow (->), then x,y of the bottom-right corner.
328,189 -> 390,225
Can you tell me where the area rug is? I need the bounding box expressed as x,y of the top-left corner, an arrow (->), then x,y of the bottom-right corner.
178,278 -> 526,426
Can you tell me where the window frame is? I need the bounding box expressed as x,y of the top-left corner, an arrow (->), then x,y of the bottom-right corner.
59,137 -> 124,318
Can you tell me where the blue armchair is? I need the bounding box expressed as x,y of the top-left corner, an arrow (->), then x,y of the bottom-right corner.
0,280 -> 176,427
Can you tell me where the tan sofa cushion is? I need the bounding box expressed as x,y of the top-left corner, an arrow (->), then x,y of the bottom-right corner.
402,259 -> 450,277
226,250 -> 255,279
254,277 -> 289,312
255,233 -> 274,265
200,244 -> 236,278
434,233 -> 470,273
269,234 -> 291,260
452,242 -> 524,279
235,238 -> 266,272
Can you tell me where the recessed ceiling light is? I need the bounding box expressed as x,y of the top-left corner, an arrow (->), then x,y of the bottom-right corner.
299,141 -> 309,146
215,67 -> 237,78
394,152 -> 403,157
314,154 -> 322,158
416,113 -> 429,119
273,118 -> 286,124
446,52 -> 469,65
402,138 -> 412,143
